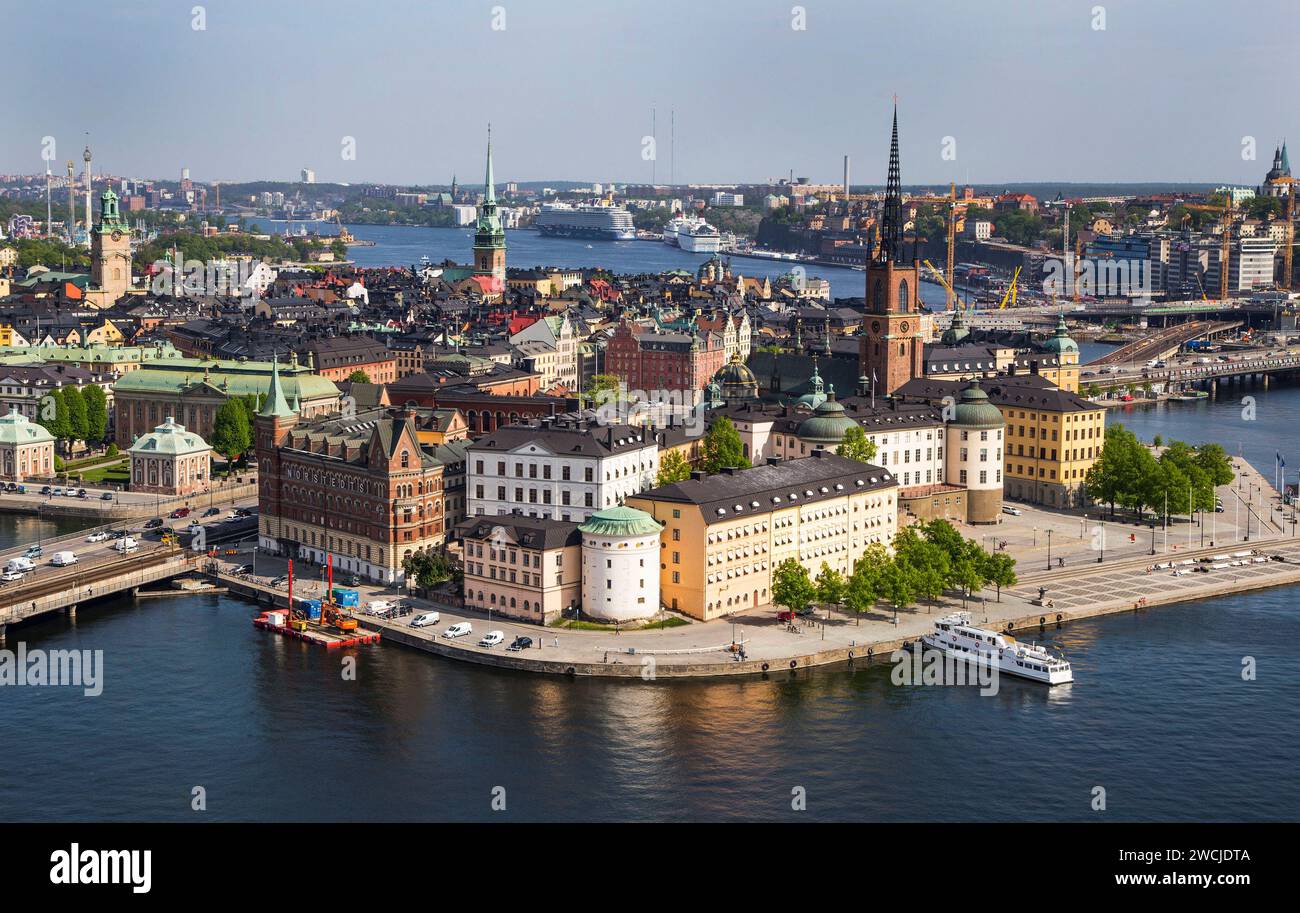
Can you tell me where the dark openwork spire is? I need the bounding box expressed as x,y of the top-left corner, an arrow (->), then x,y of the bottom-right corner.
878,104 -> 903,263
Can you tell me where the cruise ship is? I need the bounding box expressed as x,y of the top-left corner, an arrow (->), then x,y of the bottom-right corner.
921,612 -> 1074,685
535,203 -> 635,241
662,214 -> 722,252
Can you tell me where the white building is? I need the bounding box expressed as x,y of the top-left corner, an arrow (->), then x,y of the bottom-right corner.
509,314 -> 579,391
467,417 -> 661,522
712,192 -> 744,207
578,506 -> 663,622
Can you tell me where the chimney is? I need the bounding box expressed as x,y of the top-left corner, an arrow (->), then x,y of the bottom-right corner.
767,457 -> 781,466
1030,360 -> 1040,375
812,447 -> 826,458
690,470 -> 707,482
721,466 -> 739,475
1007,362 -> 1017,376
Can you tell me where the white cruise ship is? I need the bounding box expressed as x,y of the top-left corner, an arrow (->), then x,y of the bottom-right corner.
662,214 -> 721,251
921,612 -> 1073,685
535,202 -> 635,240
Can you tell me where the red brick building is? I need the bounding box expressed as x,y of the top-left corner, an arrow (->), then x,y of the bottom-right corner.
604,320 -> 727,402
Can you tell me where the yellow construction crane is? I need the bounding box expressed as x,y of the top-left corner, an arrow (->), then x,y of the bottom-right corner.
1284,182 -> 1296,290
997,265 -> 1022,309
908,183 -> 959,309
1182,199 -> 1235,301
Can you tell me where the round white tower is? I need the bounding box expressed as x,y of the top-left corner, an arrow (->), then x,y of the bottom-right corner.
579,506 -> 663,623
945,380 -> 1005,524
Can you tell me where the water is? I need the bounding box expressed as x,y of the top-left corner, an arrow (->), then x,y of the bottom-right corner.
272,221 -> 953,305
3,584 -> 1296,821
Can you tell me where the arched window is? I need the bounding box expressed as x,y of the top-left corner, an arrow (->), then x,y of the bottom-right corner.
400,450 -> 410,468
897,278 -> 909,311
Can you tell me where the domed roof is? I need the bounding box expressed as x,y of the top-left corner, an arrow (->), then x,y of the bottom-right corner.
940,307 -> 970,345
577,506 -> 663,538
797,385 -> 858,444
793,362 -> 826,409
1041,313 -> 1078,355
951,380 -> 1004,429
712,353 -> 760,403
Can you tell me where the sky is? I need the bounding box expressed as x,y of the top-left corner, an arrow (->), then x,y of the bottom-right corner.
3,0 -> 1298,188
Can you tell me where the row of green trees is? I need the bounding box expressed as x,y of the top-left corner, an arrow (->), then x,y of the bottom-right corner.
1084,424 -> 1234,518
36,385 -> 110,447
772,519 -> 1019,624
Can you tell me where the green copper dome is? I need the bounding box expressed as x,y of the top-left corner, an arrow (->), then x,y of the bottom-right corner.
1041,313 -> 1078,355
951,380 -> 1004,429
797,385 -> 858,445
578,506 -> 663,538
940,307 -> 970,345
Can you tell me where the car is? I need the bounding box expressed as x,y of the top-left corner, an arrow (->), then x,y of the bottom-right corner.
777,610 -> 795,622
364,600 -> 394,616
411,612 -> 441,628
203,507 -> 221,517
1002,505 -> 1022,516
1,570 -> 25,582
4,482 -> 16,492
1214,504 -> 1225,512
144,518 -> 164,529
478,630 -> 505,648
232,564 -> 253,575
77,490 -> 88,499
86,531 -> 109,543
506,636 -> 533,652
110,529 -> 128,539
25,545 -> 42,558
347,574 -> 361,586
50,551 -> 77,567
269,576 -> 288,587
52,487 -> 64,496
171,507 -> 191,519
442,622 -> 473,639
40,486 -> 51,495
100,492 -> 114,501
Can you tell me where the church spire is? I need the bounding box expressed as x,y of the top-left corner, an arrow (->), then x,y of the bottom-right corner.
259,352 -> 293,418
878,103 -> 903,263
484,123 -> 497,205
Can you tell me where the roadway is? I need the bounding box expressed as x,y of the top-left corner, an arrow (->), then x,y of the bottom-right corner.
1081,345 -> 1300,388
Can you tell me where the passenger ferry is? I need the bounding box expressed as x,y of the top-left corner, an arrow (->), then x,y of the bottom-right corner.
535,202 -> 636,240
921,612 -> 1074,685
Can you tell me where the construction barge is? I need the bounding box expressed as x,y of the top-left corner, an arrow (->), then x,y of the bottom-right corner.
252,609 -> 380,648
247,559 -> 380,648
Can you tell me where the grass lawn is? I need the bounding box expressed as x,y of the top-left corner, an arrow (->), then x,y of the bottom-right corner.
74,464 -> 130,485
549,615 -> 691,631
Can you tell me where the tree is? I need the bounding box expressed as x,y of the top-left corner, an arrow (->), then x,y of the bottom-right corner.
700,416 -> 750,474
772,558 -> 815,615
844,544 -> 887,624
37,388 -> 70,443
878,559 -> 917,621
982,551 -> 1018,602
949,539 -> 990,607
584,373 -> 622,407
656,449 -> 692,486
82,384 -> 109,443
210,398 -> 252,463
814,562 -> 846,611
835,425 -> 878,463
63,386 -> 89,442
347,370 -> 372,384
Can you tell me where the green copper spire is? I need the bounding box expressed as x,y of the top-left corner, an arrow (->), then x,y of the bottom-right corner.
97,188 -> 130,235
1283,140 -> 1291,175
474,124 -> 505,250
259,353 -> 294,418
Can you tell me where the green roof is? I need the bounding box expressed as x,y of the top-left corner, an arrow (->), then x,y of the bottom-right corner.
577,506 -> 663,538
0,407 -> 54,446
129,416 -> 210,456
112,357 -> 340,403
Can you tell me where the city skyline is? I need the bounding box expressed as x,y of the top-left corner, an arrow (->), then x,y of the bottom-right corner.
4,0 -> 1298,187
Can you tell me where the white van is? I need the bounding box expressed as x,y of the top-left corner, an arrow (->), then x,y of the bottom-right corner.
50,551 -> 77,567
365,600 -> 393,616
5,557 -> 35,574
114,537 -> 139,553
410,612 -> 440,628
442,622 -> 473,639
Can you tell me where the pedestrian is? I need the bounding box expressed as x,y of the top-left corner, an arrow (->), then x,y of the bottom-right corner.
553,636 -> 559,648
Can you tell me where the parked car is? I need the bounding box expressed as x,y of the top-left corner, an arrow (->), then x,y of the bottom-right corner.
269,576 -> 288,587
411,612 -> 441,628
171,507 -> 191,519
86,531 -> 109,543
506,636 -> 533,652
232,564 -> 253,575
364,600 -> 393,616
203,507 -> 221,517
442,622 -> 472,639
77,490 -> 88,499
39,486 -> 51,495
144,518 -> 164,529
1002,505 -> 1022,516
52,487 -> 64,496
114,538 -> 139,554
100,492 -> 114,501
777,610 -> 795,622
478,630 -> 505,648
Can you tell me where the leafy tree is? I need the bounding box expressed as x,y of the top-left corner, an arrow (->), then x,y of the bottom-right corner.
835,425 -> 878,463
949,539 -> 990,606
772,558 -> 815,615
814,562 -> 846,611
37,388 -> 70,442
878,559 -> 917,620
700,416 -> 750,474
106,442 -> 119,458
210,398 -> 252,463
347,370 -> 372,384
64,386 -> 89,442
82,384 -> 109,443
584,373 -> 622,407
844,544 -> 887,624
982,551 -> 1018,602
656,449 -> 692,486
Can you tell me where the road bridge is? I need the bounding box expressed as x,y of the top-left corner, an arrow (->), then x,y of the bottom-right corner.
1089,320 -> 1242,366
1084,351 -> 1300,389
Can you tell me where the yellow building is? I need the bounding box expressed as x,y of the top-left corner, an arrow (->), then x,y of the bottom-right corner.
626,451 -> 898,621
997,384 -> 1106,508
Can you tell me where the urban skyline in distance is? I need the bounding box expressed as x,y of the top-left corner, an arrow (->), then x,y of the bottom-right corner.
4,0 -> 1298,186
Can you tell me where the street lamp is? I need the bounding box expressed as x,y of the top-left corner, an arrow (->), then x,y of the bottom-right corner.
1046,529 -> 1052,570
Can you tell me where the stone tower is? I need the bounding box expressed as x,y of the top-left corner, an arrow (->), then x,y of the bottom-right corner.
472,125 -> 506,289
859,105 -> 923,397
87,187 -> 132,307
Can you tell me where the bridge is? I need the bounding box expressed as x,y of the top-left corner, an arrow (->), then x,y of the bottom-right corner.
1088,320 -> 1242,367
1084,351 -> 1300,389
0,514 -> 257,643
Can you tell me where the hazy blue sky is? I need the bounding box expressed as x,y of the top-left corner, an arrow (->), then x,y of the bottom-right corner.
4,0 -> 1298,187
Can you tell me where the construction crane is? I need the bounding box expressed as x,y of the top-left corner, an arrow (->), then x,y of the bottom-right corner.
908,183 -> 959,310
997,265 -> 1022,309
1284,183 -> 1296,290
1182,199 -> 1235,302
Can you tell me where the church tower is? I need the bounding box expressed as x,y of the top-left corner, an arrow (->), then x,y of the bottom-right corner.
859,105 -> 923,397
255,355 -> 298,556
87,187 -> 133,308
472,125 -> 506,291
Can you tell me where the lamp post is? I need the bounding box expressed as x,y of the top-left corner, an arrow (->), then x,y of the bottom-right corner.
1045,529 -> 1052,571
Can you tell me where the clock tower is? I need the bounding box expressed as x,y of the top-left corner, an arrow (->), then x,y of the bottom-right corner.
472,125 -> 507,294
859,106 -> 923,397
87,188 -> 132,308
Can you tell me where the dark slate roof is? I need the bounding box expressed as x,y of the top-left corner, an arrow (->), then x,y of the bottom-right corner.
469,418 -> 654,457
896,375 -> 1100,413
454,514 -> 581,550
638,451 -> 895,524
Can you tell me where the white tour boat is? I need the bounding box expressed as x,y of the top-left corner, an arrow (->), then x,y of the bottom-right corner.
921,611 -> 1074,685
